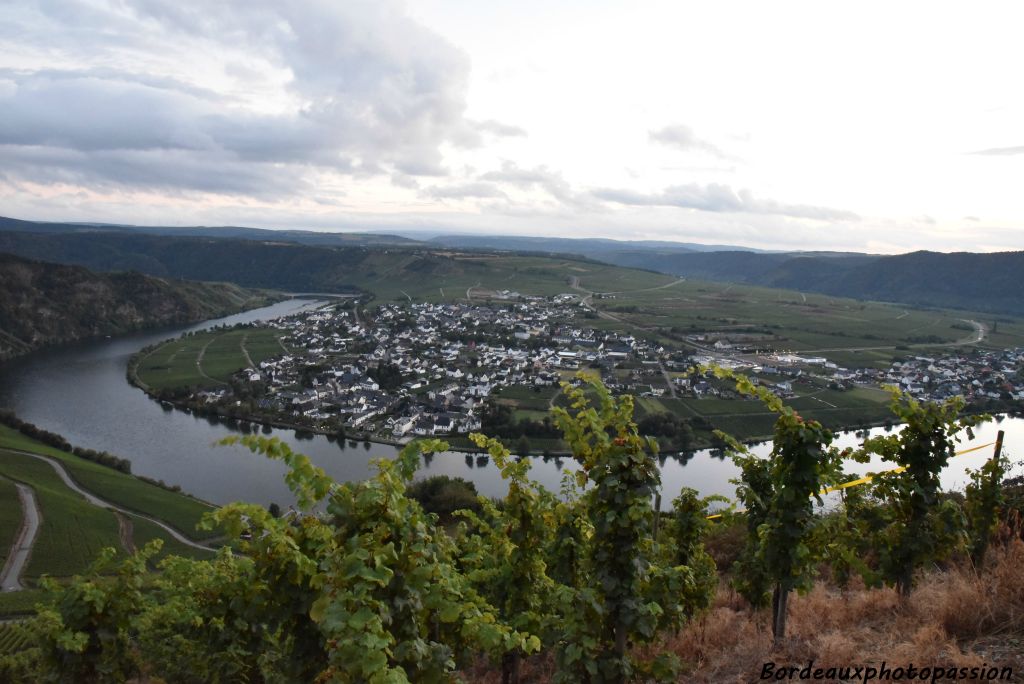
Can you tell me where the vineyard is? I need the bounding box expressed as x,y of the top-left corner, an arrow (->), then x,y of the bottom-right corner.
0,623 -> 31,656
0,373 -> 1020,683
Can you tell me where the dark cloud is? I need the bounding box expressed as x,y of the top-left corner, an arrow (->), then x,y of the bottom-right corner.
0,0 -> 505,195
1,144 -> 308,196
968,145 -> 1024,156
649,124 -> 728,158
592,183 -> 859,221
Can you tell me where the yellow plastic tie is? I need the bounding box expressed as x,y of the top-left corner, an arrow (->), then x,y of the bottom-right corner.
704,441 -> 996,519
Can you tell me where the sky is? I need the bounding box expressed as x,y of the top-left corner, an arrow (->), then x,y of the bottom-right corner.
1,0 -> 1023,253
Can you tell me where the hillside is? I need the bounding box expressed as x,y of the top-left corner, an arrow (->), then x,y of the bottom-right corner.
0,230 -> 673,303
0,252 -> 276,360
6,216 -> 1024,315
430,234 -> 1024,316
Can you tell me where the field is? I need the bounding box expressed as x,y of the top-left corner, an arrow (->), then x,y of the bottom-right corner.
0,425 -> 217,539
0,621 -> 32,655
0,588 -> 51,618
135,327 -> 288,391
129,515 -> 213,561
490,377 -> 898,445
584,279 -> 1024,369
358,252 -> 675,304
493,384 -> 561,412
0,448 -> 124,577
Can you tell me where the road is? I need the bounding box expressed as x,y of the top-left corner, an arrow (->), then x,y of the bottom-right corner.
659,362 -> 678,398
0,481 -> 41,591
2,448 -> 215,555
958,319 -> 987,345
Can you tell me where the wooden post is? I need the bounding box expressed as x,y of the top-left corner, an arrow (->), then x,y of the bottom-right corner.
992,430 -> 1005,484
652,492 -> 662,543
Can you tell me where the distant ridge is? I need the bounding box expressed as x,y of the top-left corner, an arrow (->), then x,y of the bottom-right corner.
0,215 -> 416,248
2,216 -> 1023,316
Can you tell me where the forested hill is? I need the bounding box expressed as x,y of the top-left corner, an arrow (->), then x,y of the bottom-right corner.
0,252 -> 275,360
595,249 -> 1024,315
789,250 -> 1024,314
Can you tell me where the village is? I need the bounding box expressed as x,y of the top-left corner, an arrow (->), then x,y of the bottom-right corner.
190,297 -> 1024,446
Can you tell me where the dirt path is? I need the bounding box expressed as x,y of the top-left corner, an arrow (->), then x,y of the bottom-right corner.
193,335 -> 224,385
466,281 -> 481,300
115,512 -> 136,555
1,448 -> 214,555
569,275 -> 685,298
0,480 -> 41,592
195,337 -> 226,385
240,333 -> 256,369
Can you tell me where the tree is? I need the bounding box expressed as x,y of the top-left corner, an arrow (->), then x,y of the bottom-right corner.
550,376 -> 702,682
710,367 -> 845,641
964,431 -> 1007,568
18,437 -> 536,683
862,388 -> 986,596
458,435 -> 554,684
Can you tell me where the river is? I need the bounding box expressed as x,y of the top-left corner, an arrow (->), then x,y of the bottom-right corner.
0,299 -> 1020,509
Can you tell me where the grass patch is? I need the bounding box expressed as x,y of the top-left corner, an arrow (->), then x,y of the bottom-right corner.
129,515 -> 215,562
493,384 -> 559,411
136,326 -> 287,391
0,588 -> 52,618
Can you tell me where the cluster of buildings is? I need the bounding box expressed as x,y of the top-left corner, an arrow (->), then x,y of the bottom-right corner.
197,299 -> 668,440
188,297 -> 1024,442
873,349 -> 1024,402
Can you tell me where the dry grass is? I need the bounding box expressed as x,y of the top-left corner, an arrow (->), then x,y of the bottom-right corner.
463,538 -> 1024,682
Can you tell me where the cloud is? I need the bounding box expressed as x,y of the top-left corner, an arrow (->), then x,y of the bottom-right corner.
967,145 -> 1024,156
0,0 -> 482,195
592,183 -> 859,221
423,182 -> 507,200
472,119 -> 527,137
649,124 -> 729,158
479,161 -> 579,205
